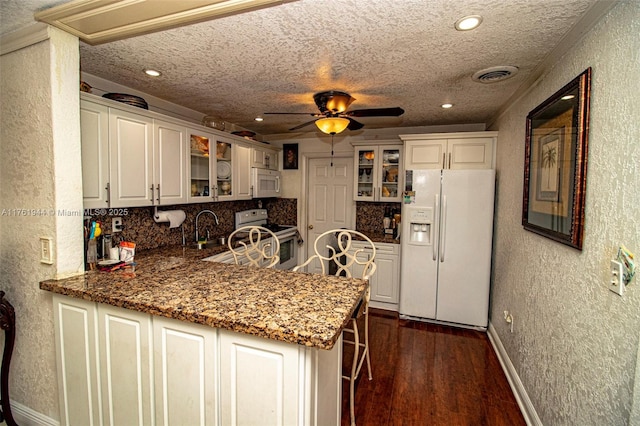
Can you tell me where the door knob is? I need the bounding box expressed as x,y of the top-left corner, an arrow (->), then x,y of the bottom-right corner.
308,224 -> 314,229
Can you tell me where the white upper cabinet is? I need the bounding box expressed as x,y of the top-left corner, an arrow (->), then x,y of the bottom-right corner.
154,120 -> 187,205
233,143 -> 252,200
352,142 -> 403,202
251,146 -> 279,170
81,100 -> 110,209
109,109 -> 155,207
80,93 -> 278,207
401,132 -> 497,170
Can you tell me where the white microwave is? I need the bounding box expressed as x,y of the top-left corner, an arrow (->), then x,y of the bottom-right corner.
252,168 -> 281,198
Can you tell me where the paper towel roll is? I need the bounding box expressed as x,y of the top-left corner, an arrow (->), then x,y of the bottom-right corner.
154,210 -> 186,228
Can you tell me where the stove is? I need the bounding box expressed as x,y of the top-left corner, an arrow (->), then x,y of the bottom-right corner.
234,209 -> 298,270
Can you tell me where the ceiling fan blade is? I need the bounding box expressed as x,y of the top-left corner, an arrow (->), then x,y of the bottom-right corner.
347,118 -> 364,131
264,112 -> 320,116
345,107 -> 405,117
289,119 -> 318,131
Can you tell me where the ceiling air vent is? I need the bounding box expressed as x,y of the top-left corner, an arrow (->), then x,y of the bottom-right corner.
472,66 -> 519,83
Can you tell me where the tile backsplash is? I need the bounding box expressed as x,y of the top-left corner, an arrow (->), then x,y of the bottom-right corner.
86,198 -> 296,252
356,202 -> 401,235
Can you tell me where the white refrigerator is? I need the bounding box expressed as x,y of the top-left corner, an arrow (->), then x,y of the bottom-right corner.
399,169 -> 495,329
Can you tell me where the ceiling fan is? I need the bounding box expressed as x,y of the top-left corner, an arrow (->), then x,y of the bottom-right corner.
264,91 -> 405,134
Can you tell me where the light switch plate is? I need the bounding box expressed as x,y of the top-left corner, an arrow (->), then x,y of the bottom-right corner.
610,259 -> 624,296
40,237 -> 53,264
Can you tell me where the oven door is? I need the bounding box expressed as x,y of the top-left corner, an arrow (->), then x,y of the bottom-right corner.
252,168 -> 281,198
275,234 -> 297,270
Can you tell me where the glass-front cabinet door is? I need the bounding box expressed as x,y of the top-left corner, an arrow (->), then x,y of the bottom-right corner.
215,140 -> 233,201
188,131 -> 216,202
356,147 -> 376,201
354,144 -> 403,202
380,146 -> 402,202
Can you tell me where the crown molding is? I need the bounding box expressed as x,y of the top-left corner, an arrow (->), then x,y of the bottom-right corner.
35,0 -> 296,45
0,23 -> 51,56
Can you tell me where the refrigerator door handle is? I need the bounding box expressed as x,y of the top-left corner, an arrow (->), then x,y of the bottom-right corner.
433,194 -> 439,261
439,195 -> 447,262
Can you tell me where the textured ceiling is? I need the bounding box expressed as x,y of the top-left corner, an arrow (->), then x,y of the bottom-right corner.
2,0 -> 600,136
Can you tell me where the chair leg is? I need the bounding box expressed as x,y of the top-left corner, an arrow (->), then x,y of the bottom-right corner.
349,317 -> 359,426
364,310 -> 372,381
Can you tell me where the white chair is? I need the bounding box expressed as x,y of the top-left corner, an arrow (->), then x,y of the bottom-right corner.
293,229 -> 376,426
227,226 -> 280,268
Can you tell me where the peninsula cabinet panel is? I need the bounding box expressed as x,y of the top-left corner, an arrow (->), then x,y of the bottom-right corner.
109,109 -> 154,207
51,294 -> 342,426
219,330 -> 300,425
52,295 -> 101,426
81,100 -> 110,209
97,304 -> 153,426
153,316 -> 218,426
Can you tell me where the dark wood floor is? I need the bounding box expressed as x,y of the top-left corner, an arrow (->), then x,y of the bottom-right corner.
341,309 -> 526,426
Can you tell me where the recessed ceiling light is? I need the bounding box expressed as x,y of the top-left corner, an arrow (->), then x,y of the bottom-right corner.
561,95 -> 575,100
144,69 -> 161,77
255,116 -> 264,122
455,15 -> 483,31
441,103 -> 453,109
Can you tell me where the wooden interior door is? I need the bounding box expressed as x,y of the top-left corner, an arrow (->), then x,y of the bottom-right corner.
305,157 -> 354,274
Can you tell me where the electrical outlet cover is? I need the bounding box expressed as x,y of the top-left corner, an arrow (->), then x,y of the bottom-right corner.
610,260 -> 624,296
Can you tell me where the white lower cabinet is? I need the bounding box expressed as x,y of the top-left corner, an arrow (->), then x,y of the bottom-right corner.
53,296 -> 101,426
53,294 -> 342,426
351,241 -> 401,311
219,330 -> 300,425
153,315 -> 217,426
97,304 -> 153,426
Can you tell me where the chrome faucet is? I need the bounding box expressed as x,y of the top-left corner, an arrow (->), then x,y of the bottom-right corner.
195,209 -> 219,242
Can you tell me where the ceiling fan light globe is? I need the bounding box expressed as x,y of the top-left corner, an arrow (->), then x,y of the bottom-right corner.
326,94 -> 354,113
315,117 -> 350,134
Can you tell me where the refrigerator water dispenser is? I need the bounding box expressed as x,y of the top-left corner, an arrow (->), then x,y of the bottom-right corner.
407,207 -> 433,245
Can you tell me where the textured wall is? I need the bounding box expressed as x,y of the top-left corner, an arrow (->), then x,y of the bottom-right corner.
490,2 -> 640,424
0,27 -> 81,420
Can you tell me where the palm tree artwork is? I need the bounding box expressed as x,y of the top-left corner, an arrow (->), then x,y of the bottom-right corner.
540,139 -> 559,194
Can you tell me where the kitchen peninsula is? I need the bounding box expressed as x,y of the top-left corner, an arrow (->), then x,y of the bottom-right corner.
40,246 -> 366,426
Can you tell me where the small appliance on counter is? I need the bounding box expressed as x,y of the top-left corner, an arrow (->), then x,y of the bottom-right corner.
383,206 -> 400,238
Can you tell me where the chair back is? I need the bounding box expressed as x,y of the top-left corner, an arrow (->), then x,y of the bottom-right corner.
294,229 -> 376,281
227,226 -> 280,268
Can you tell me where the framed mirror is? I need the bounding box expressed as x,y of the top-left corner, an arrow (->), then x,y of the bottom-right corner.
522,68 -> 592,250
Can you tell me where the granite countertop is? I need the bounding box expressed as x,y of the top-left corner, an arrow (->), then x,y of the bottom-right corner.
40,245 -> 366,350
359,232 -> 401,244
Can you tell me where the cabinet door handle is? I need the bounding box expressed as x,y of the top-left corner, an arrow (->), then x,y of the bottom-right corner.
213,186 -> 218,201
149,185 -> 155,204
156,184 -> 160,204
442,153 -> 446,169
448,153 -> 451,169
105,183 -> 110,206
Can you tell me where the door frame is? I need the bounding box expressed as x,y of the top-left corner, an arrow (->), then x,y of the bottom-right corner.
298,152 -> 356,264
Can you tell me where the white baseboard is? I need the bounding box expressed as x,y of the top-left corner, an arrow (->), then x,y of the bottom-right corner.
487,322 -> 542,426
10,400 -> 59,426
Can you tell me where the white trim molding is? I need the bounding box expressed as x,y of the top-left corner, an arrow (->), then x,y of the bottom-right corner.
0,23 -> 51,56
487,322 -> 542,426
11,400 -> 59,426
